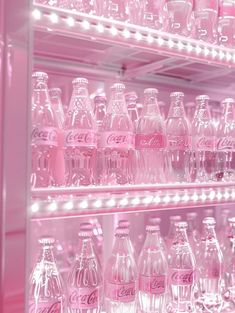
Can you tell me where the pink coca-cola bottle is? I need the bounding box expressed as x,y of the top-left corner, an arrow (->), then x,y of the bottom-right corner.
163,0 -> 193,36
29,237 -> 65,313
191,95 -> 216,182
99,83 -> 134,185
31,72 -> 59,188
49,88 -> 65,186
135,88 -> 166,184
138,224 -> 168,313
165,215 -> 182,251
216,98 -> 235,182
166,92 -> 191,183
140,0 -> 165,29
218,0 -> 235,47
64,78 -> 97,186
193,0 -> 218,43
67,227 -> 102,313
167,222 -> 196,313
104,227 -> 137,313
196,217 -> 223,313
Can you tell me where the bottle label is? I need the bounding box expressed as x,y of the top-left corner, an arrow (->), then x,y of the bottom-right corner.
193,136 -> 215,151
217,137 -> 235,151
139,275 -> 166,295
29,301 -> 62,313
64,130 -> 97,148
105,282 -> 136,302
68,287 -> 99,309
32,126 -> 58,147
170,269 -> 195,285
167,135 -> 190,150
100,132 -> 134,149
135,134 -> 166,150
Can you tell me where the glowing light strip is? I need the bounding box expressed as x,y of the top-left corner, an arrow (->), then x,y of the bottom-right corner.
32,7 -> 235,66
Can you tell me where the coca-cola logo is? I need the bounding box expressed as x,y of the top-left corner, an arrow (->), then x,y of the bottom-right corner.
32,127 -> 58,143
150,277 -> 165,290
171,270 -> 194,285
29,301 -> 61,313
136,134 -> 165,149
107,134 -> 128,145
196,137 -> 214,150
117,285 -> 136,298
69,289 -> 98,306
65,131 -> 95,145
217,137 -> 234,150
168,136 -> 189,148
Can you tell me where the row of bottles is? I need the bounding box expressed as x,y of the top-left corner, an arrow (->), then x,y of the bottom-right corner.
35,0 -> 235,47
31,72 -> 235,188
29,210 -> 235,313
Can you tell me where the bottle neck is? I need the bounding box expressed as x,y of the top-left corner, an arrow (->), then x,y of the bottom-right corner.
107,90 -> 128,114
203,226 -> 218,242
195,100 -> 211,120
168,98 -> 185,118
173,228 -> 189,245
142,95 -> 161,116
32,81 -> 51,109
39,246 -> 55,263
144,231 -> 161,250
113,235 -> 131,255
78,237 -> 95,258
223,102 -> 235,122
69,85 -> 92,111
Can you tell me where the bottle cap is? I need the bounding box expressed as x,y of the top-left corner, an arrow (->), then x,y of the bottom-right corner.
175,221 -> 188,229
170,215 -> 182,222
32,71 -> 48,80
186,212 -> 197,220
78,222 -> 93,237
111,83 -> 125,91
38,237 -> 55,246
72,77 -> 88,85
146,224 -> 160,232
118,220 -> 130,228
202,217 -> 216,226
144,88 -> 158,94
115,226 -> 129,236
148,216 -> 161,225
222,98 -> 235,105
196,95 -> 210,101
49,88 -> 62,97
170,91 -> 184,98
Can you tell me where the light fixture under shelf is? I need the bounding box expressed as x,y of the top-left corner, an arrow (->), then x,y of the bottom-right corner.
32,5 -> 235,69
30,182 -> 235,219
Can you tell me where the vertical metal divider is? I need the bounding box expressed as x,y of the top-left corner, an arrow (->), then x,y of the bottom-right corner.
0,0 -> 32,312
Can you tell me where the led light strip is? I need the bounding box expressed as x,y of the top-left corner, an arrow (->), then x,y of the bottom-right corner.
30,186 -> 235,217
32,6 -> 235,67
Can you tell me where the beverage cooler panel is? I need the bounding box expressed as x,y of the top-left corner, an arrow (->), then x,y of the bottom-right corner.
1,0 -> 235,313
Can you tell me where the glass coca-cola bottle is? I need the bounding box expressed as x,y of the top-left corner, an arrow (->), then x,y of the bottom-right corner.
29,237 -> 65,313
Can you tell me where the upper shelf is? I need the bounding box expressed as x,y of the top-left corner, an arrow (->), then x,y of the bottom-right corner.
32,5 -> 235,96
31,182 -> 235,219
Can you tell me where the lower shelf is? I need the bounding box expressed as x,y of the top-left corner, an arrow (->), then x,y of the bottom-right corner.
30,182 -> 235,219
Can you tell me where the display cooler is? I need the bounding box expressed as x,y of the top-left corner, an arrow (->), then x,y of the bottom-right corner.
1,0 -> 235,313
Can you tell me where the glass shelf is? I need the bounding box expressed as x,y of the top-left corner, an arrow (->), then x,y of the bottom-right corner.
31,182 -> 235,219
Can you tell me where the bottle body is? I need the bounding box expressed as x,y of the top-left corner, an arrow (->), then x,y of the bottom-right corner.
193,0 -> 218,43
104,0 -> 127,21
67,231 -> 102,313
64,78 -> 97,186
29,238 -> 65,313
138,226 -> 168,313
218,1 -> 235,47
164,0 -> 193,36
99,84 -> 134,185
105,228 -> 137,313
135,89 -> 166,184
31,72 -> 59,188
166,92 -> 191,183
